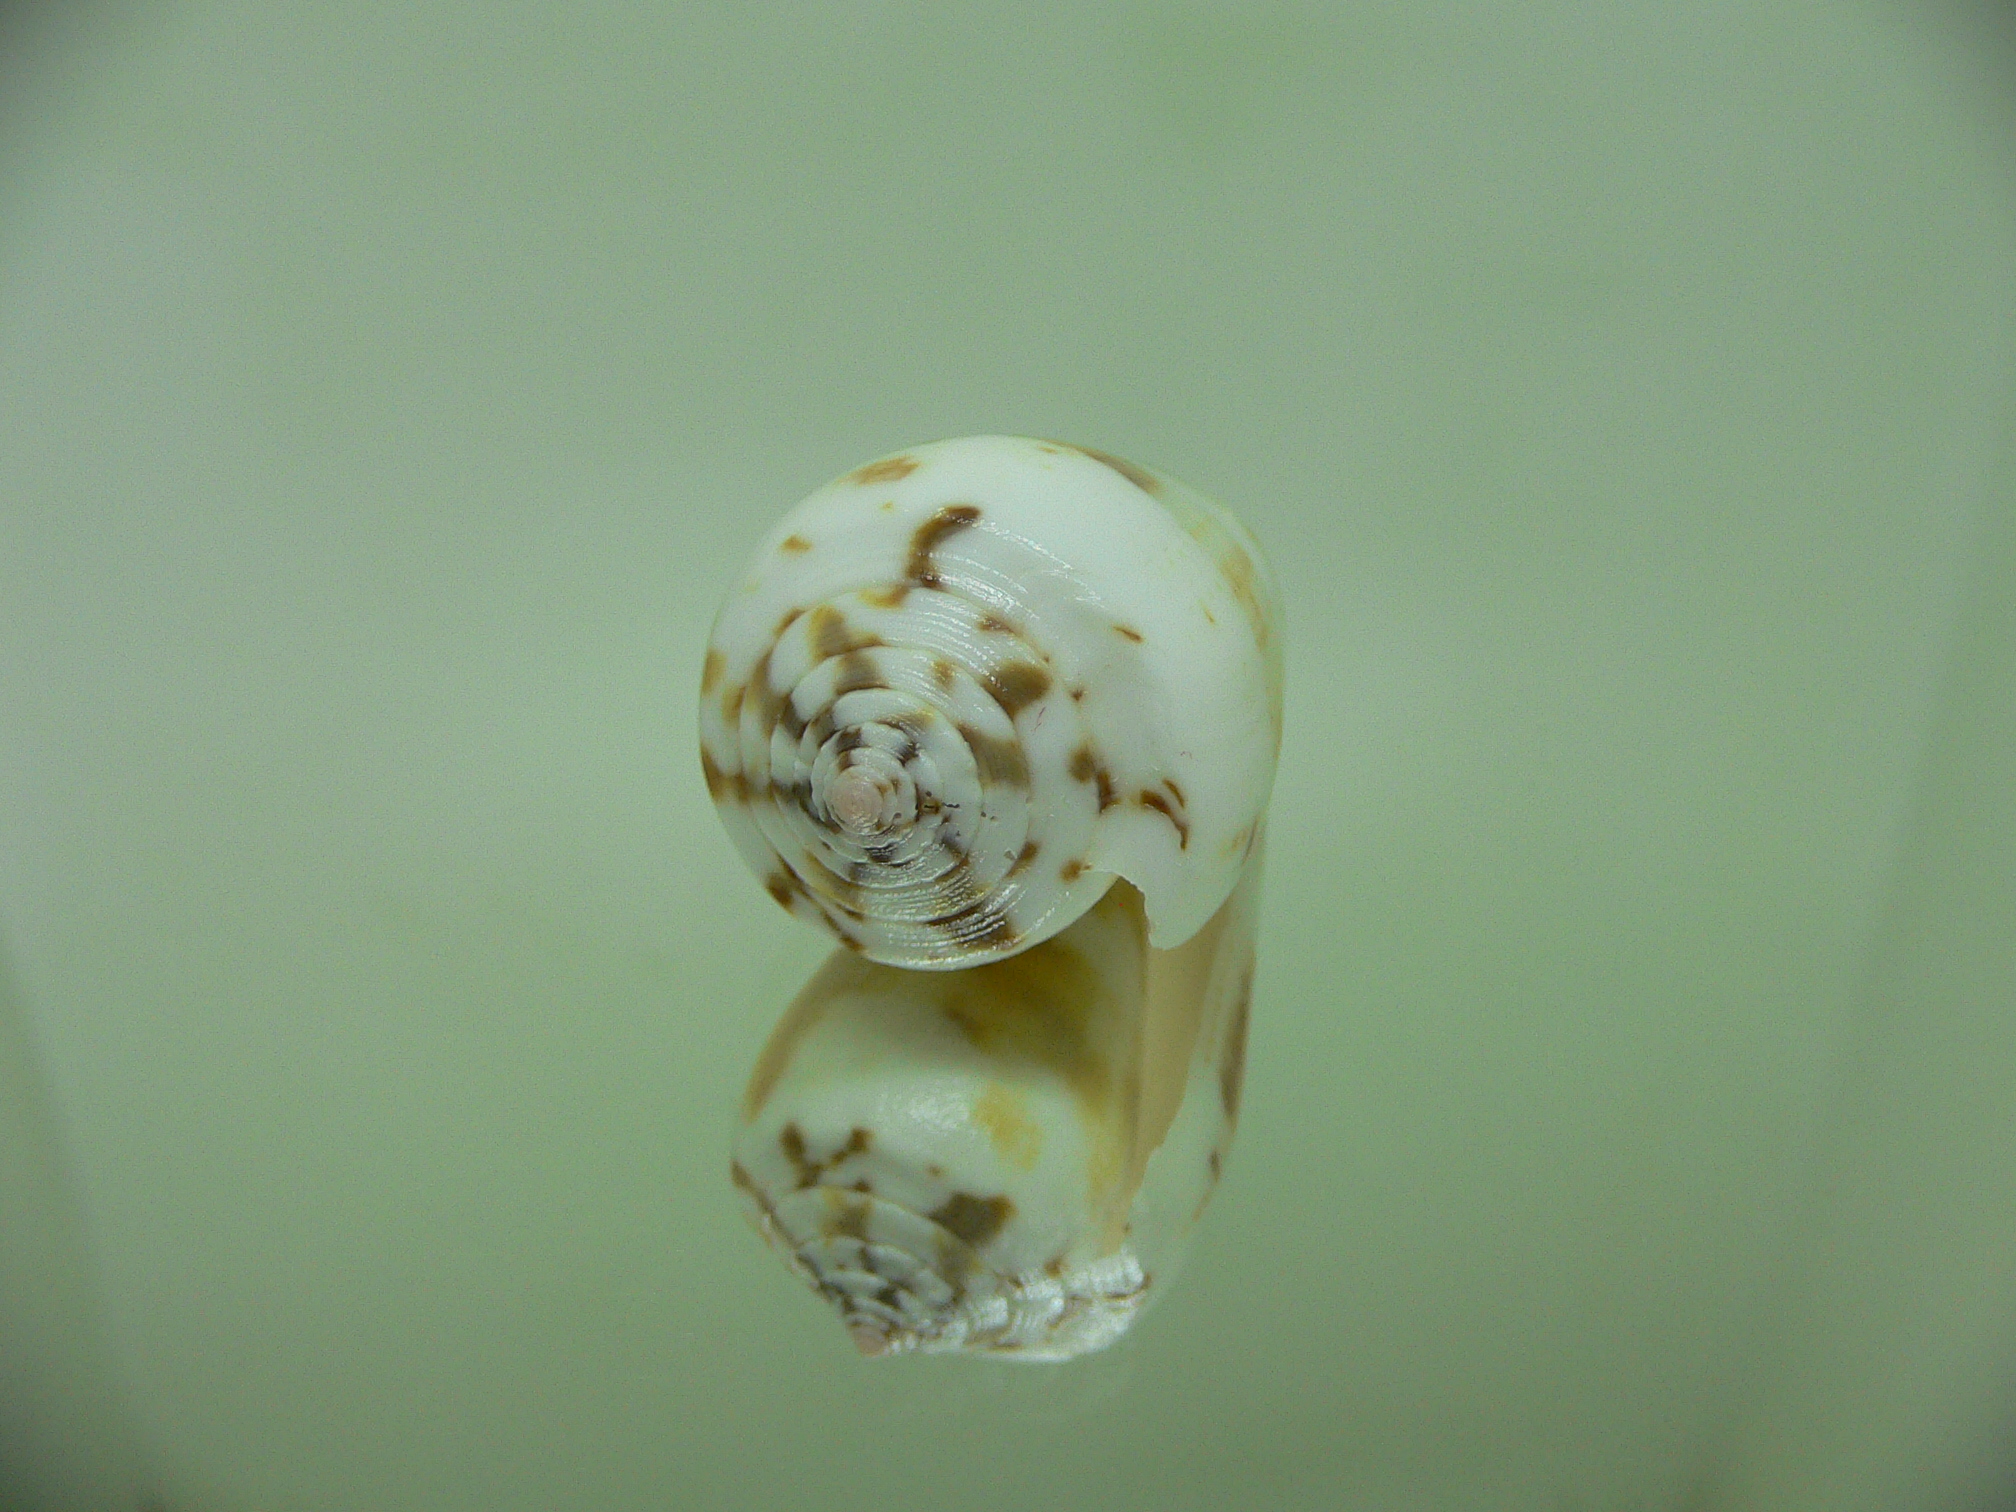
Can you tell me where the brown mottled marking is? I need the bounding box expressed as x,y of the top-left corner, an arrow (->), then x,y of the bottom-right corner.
925,1162 -> 944,1179
780,534 -> 812,553
782,1123 -> 874,1189
982,660 -> 1051,717
1209,1149 -> 1223,1182
1096,766 -> 1118,811
850,454 -> 920,486
764,870 -> 800,909
929,1192 -> 1014,1249
930,1227 -> 979,1293
1220,542 -> 1269,649
720,682 -> 744,724
851,1178 -> 873,1194
1055,441 -> 1162,495
749,652 -> 790,733
701,749 -> 754,803
1165,777 -> 1186,806
971,914 -> 1018,951
972,1084 -> 1043,1172
1112,623 -> 1143,643
959,724 -> 1030,787
803,709 -> 835,749
1043,1256 -> 1066,1279
773,607 -> 803,638
1060,858 -> 1086,883
730,1155 -> 794,1238
1007,839 -> 1040,876
1069,686 -> 1085,702
809,604 -> 883,662
1220,966 -> 1254,1121
780,1122 -> 808,1171
1068,745 -> 1097,783
827,1197 -> 871,1241
931,658 -> 957,693
777,695 -> 808,741
976,613 -> 1013,634
701,648 -> 724,694
862,581 -> 910,609
932,895 -> 1018,949
905,504 -> 981,588
1137,785 -> 1190,848
833,650 -> 881,697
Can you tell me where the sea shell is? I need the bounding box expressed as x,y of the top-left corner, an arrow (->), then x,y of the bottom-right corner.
698,435 -> 1281,970
731,844 -> 1260,1359
704,436 -> 1282,1358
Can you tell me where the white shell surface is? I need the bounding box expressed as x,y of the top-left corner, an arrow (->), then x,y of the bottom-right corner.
700,436 -> 1281,968
731,844 -> 1262,1360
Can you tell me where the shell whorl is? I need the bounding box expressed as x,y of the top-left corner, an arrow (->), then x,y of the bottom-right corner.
700,436 -> 1280,969
732,1174 -> 1150,1359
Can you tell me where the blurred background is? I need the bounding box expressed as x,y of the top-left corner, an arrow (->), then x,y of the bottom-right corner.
2,1 -> 2014,1508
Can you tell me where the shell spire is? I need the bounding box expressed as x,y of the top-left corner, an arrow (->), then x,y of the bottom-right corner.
699,435 -> 1281,969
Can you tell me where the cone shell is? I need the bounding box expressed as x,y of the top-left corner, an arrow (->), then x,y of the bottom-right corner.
699,435 -> 1282,968
731,850 -> 1262,1360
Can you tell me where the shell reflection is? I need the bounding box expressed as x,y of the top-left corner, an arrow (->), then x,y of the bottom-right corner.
731,846 -> 1260,1360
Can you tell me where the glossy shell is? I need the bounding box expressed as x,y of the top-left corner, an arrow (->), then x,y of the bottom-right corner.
731,846 -> 1261,1359
708,436 -> 1283,1359
699,436 -> 1281,969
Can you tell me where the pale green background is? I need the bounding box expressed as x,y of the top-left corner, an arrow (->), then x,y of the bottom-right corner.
3,2 -> 2015,1509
